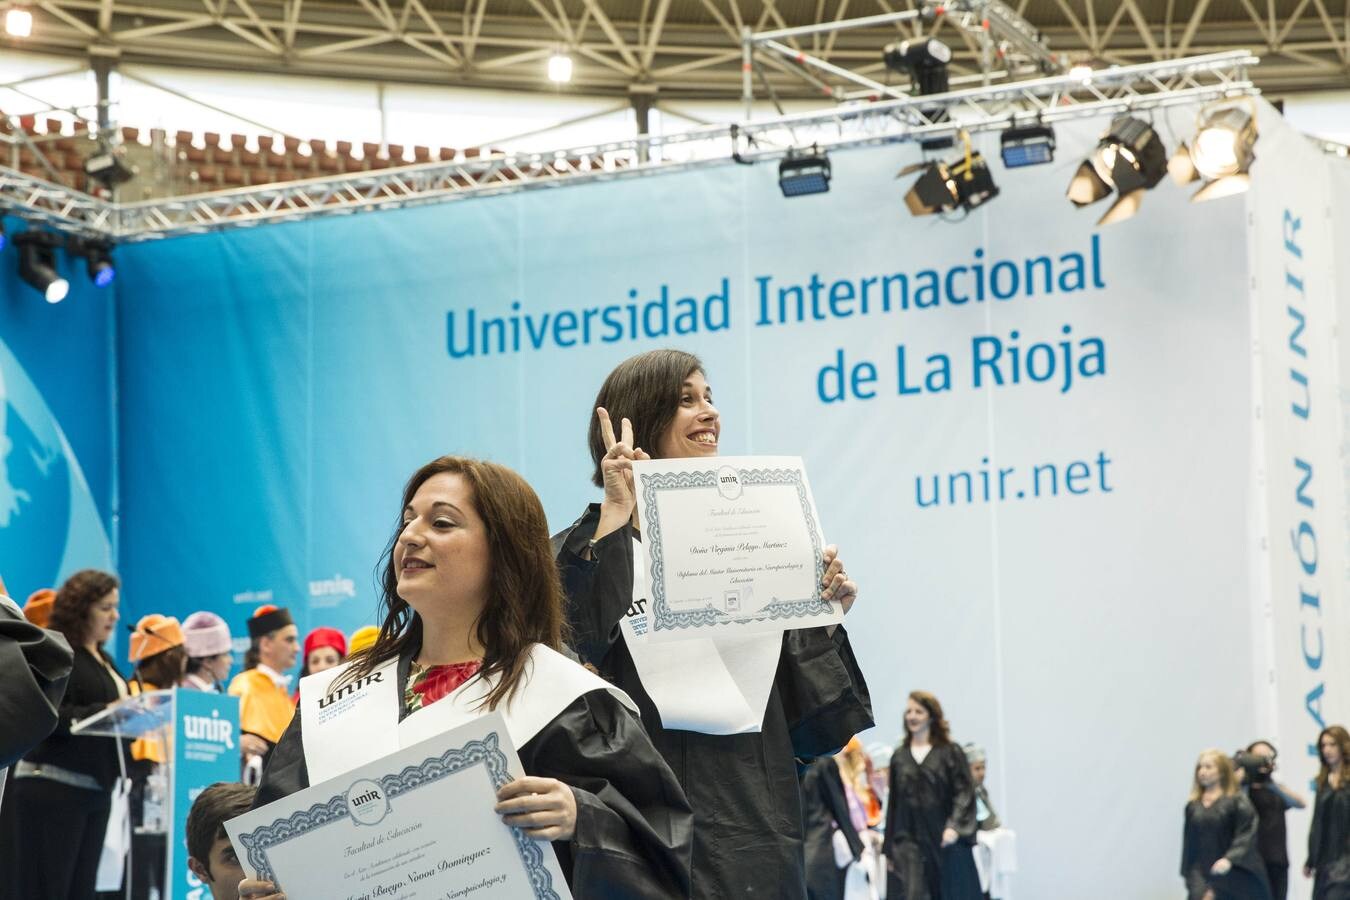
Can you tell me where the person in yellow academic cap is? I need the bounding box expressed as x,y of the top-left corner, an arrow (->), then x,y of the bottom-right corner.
347,624 -> 379,658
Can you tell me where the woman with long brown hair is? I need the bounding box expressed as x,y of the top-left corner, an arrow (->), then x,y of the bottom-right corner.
554,348 -> 873,898
882,691 -> 981,900
0,569 -> 129,900
1181,749 -> 1271,899
1306,726 -> 1350,899
240,456 -> 692,899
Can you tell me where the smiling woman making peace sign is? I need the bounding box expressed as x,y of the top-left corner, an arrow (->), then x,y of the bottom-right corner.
553,349 -> 873,900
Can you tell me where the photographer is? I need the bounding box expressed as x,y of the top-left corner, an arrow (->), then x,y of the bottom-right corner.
1236,741 -> 1307,899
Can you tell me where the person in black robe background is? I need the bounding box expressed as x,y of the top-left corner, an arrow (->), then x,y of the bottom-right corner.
554,349 -> 873,899
1306,727 -> 1350,900
801,756 -> 864,900
1237,740 -> 1305,899
882,691 -> 981,900
241,456 -> 692,900
1181,749 -> 1272,900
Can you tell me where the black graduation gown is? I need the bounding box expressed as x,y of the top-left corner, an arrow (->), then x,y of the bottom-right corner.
0,597 -> 73,768
801,758 -> 863,900
1307,782 -> 1350,899
255,645 -> 694,899
554,505 -> 875,900
882,743 -> 982,900
1181,794 -> 1273,900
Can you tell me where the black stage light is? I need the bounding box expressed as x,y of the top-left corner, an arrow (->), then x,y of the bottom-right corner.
884,37 -> 955,150
1066,115 -> 1167,225
778,149 -> 832,197
16,231 -> 69,303
84,143 -> 134,187
883,38 -> 952,96
0,219 -> 6,253
901,145 -> 999,217
77,240 -> 116,288
1170,101 -> 1258,204
1000,123 -> 1056,168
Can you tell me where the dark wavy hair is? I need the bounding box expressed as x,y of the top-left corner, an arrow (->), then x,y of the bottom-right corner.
903,690 -> 953,747
341,456 -> 566,710
587,349 -> 704,487
47,569 -> 120,648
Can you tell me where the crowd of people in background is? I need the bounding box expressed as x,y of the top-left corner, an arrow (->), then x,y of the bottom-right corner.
5,562 -> 1002,900
800,691 -> 1016,900
5,346 -> 1350,900
0,573 -> 382,900
1180,734 -> 1350,900
10,562 -> 1350,900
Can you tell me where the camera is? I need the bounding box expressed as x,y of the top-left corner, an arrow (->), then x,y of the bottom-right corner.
1234,750 -> 1273,783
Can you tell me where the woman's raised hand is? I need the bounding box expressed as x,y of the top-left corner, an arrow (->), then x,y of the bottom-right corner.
820,545 -> 858,614
597,407 -> 649,510
593,408 -> 650,544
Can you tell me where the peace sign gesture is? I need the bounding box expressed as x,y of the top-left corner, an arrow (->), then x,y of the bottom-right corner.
592,407 -> 650,546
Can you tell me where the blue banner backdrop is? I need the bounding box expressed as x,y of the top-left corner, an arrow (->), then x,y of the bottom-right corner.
0,215 -> 115,609
96,106 -> 1348,898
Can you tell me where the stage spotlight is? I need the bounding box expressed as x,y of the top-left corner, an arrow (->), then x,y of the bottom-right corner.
0,221 -> 7,253
1167,101 -> 1258,203
1000,124 -> 1056,168
80,241 -> 116,288
5,7 -> 33,37
1065,115 -> 1167,225
778,149 -> 831,197
547,53 -> 573,84
84,143 -> 135,187
900,140 -> 999,217
1193,104 -> 1257,179
16,232 -> 69,304
883,38 -> 952,96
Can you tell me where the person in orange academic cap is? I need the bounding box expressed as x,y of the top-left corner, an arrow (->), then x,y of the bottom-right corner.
22,588 -> 56,628
127,614 -> 189,764
125,615 -> 188,900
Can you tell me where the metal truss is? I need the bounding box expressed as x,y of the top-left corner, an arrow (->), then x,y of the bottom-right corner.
1,0 -> 1346,102
0,50 -> 1267,242
0,163 -> 114,235
742,2 -> 1063,118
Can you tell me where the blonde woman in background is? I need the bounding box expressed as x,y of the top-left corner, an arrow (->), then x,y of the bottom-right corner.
1181,749 -> 1272,900
802,737 -> 885,900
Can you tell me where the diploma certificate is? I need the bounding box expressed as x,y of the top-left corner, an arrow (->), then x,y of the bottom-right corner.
632,455 -> 842,641
225,712 -> 571,900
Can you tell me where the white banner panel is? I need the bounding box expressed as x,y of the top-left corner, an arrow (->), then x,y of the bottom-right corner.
1249,105 -> 1350,900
